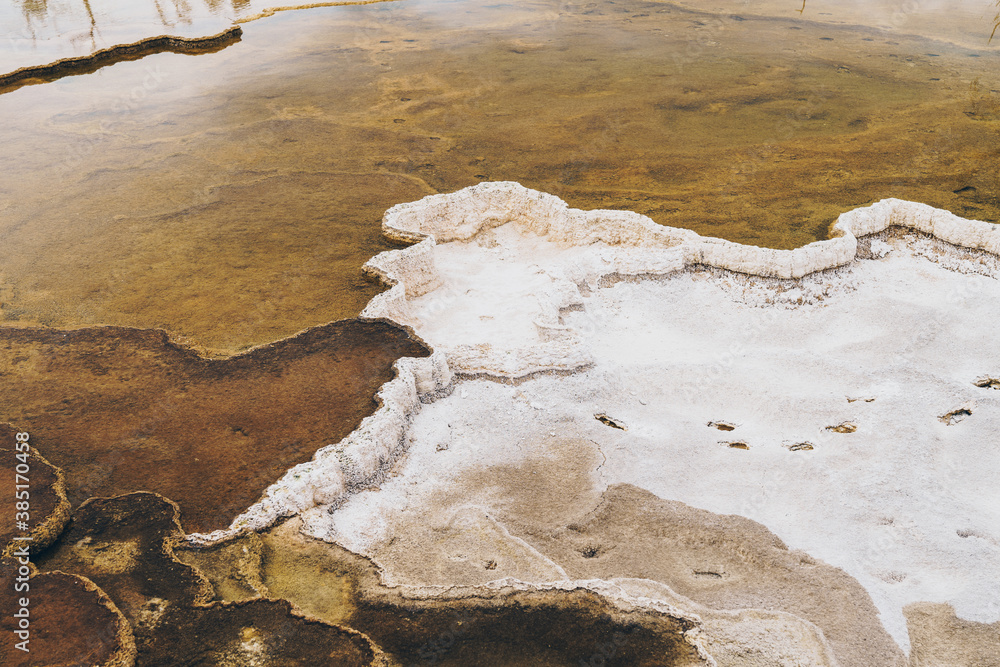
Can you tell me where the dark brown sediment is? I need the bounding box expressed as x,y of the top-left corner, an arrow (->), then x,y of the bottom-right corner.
139,598 -> 382,666
349,588 -> 704,666
36,493 -> 215,622
0,567 -> 136,667
0,27 -> 244,95
0,320 -> 428,533
0,425 -> 71,557
34,491 -> 383,666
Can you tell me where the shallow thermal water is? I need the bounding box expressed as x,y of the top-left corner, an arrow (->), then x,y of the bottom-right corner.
1,1 -> 999,664
1,0 -> 999,352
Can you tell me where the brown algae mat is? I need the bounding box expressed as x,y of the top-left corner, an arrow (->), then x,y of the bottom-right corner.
33,491 -> 384,666
0,320 -> 428,534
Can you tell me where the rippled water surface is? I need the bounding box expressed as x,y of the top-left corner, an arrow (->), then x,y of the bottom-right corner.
1,0 -> 999,352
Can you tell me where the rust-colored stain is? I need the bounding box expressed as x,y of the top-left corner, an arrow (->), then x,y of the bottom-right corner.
0,320 -> 428,533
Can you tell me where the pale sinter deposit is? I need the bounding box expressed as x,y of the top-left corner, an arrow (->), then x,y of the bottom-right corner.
190,182 -> 1000,664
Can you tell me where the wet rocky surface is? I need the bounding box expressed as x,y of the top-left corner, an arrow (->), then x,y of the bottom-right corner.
7,434 -> 997,665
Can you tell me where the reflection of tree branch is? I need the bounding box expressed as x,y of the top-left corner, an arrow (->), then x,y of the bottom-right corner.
19,0 -> 47,41
152,0 -> 171,27
82,0 -> 100,50
991,1 -> 999,44
20,0 -> 48,20
1,26 -> 243,95
171,0 -> 194,25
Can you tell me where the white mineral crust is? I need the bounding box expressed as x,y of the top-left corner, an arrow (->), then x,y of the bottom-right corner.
189,182 -> 1000,654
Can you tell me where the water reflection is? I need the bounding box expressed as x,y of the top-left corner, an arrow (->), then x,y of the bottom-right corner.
993,0 -> 1000,42
0,0 -> 268,78
4,0 -> 1000,79
10,0 -> 251,32
0,0 -> 409,78
689,0 -> 1000,50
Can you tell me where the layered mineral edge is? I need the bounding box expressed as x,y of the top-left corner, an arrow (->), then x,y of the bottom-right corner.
185,181 -> 1000,660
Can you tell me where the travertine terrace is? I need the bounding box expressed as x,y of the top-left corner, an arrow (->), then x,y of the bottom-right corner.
186,182 -> 1000,663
